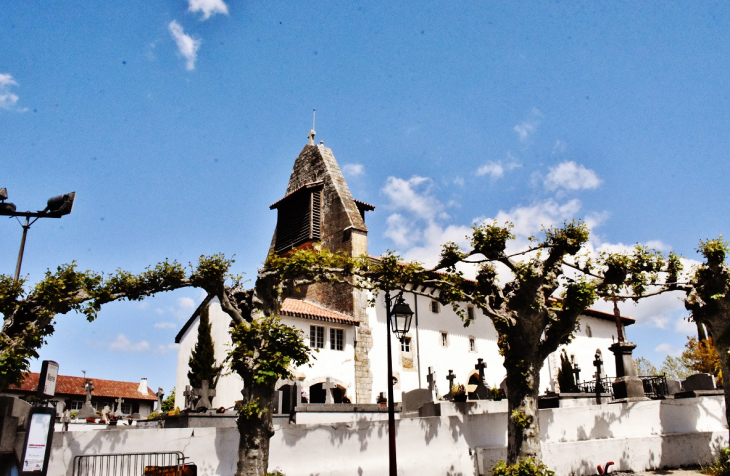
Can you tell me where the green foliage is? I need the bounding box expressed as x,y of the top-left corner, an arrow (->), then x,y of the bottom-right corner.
0,255 -> 232,390
634,357 -> 659,376
557,349 -> 577,392
660,355 -> 693,381
491,458 -> 555,476
471,221 -> 514,260
511,410 -> 532,430
236,398 -> 265,422
698,237 -> 730,265
229,316 -> 313,386
188,305 -> 222,390
702,447 -> 730,476
146,411 -> 161,420
161,387 -> 176,413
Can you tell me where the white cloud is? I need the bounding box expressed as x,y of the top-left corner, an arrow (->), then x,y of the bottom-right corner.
381,176 -> 441,221
675,316 -> 697,336
188,0 -> 229,20
342,163 -> 364,177
155,343 -> 178,354
453,177 -> 465,187
483,198 -> 583,239
514,108 -> 542,143
552,140 -> 567,155
654,343 -> 683,357
168,21 -> 201,71
154,322 -> 177,329
109,334 -> 150,352
544,161 -> 602,192
154,296 -> 198,319
476,162 -> 504,179
476,155 -> 521,180
0,74 -> 23,111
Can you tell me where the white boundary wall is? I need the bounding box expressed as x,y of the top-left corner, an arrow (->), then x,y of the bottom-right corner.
50,396 -> 728,476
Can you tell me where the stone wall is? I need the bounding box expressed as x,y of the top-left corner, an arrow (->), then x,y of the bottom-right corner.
49,396 -> 728,476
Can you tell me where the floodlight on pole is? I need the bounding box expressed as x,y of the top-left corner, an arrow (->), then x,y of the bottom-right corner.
0,189 -> 76,281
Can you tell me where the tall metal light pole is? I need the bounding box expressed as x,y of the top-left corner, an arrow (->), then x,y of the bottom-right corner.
384,289 -> 414,476
0,188 -> 76,281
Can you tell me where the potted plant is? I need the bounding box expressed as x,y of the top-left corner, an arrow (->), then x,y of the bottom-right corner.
452,384 -> 467,402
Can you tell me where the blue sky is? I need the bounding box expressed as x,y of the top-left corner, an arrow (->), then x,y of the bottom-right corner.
2,1 -> 729,393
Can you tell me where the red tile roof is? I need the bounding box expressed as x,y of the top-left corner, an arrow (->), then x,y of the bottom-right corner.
9,373 -> 157,401
281,298 -> 360,326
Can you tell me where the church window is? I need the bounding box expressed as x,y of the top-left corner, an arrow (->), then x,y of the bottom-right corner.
121,402 -> 133,415
310,325 -> 325,349
70,401 -> 83,411
440,332 -> 449,347
585,325 -> 593,338
469,336 -> 476,352
467,306 -> 474,320
431,300 -> 440,313
330,328 -> 344,351
401,336 -> 411,353
271,183 -> 323,253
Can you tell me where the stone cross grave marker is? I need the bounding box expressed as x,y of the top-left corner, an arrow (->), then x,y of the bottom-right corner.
114,396 -> 124,417
446,370 -> 456,397
427,367 -> 438,399
473,358 -> 490,399
155,387 -> 164,413
193,380 -> 216,410
593,351 -> 605,394
101,405 -> 111,424
325,378 -> 334,404
76,379 -> 97,419
183,385 -> 194,410
572,357 -> 581,384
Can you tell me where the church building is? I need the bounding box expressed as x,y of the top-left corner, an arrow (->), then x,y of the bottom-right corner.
174,131 -> 634,409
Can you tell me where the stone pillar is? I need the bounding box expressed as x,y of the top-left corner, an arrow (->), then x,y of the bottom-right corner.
354,288 -> 373,403
609,341 -> 647,400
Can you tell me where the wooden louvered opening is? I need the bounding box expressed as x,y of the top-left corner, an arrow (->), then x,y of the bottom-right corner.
273,185 -> 323,253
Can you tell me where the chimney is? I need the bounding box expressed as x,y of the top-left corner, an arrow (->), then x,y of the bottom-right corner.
138,378 -> 148,395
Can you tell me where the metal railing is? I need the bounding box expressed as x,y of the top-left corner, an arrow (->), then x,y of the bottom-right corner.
72,451 -> 188,476
573,374 -> 670,400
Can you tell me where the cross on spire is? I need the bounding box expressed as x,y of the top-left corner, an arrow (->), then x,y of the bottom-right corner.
308,108 -> 316,145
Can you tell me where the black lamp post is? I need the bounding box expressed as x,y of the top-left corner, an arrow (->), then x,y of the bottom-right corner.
384,290 -> 413,476
0,188 -> 76,281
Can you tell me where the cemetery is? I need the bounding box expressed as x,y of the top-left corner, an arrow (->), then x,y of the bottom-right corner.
2,138 -> 730,475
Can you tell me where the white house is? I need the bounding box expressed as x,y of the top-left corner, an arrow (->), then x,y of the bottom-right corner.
174,131 -> 635,409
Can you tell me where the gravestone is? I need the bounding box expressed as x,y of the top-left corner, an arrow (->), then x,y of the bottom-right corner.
101,405 -> 111,423
183,385 -> 194,410
609,342 -> 647,400
445,370 -> 456,399
666,379 -> 681,395
76,380 -> 97,419
401,388 -> 433,414
324,378 -> 334,404
472,358 -> 490,400
427,367 -> 438,399
593,351 -> 605,397
155,387 -> 164,413
192,380 -> 216,410
683,373 -> 716,391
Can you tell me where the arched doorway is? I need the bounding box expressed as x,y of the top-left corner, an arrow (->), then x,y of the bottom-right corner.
309,382 -> 346,404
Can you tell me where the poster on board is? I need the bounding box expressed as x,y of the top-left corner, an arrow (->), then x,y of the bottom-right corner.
20,407 -> 55,476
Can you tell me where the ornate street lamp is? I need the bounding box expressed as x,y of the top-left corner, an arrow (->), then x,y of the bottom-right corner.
0,189 -> 76,281
384,290 -> 414,476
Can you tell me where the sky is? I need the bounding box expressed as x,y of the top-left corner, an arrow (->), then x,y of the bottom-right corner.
2,1 -> 729,393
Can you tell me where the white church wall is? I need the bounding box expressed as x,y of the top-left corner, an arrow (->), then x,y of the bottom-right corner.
278,315 -> 357,399
49,396 -> 728,476
368,292 -> 626,402
174,297 -> 243,410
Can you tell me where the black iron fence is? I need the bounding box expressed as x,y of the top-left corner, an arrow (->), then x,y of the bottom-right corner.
573,374 -> 669,400
73,451 -> 192,476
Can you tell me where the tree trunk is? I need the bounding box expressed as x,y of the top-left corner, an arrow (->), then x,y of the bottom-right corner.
236,383 -> 276,476
505,355 -> 542,464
